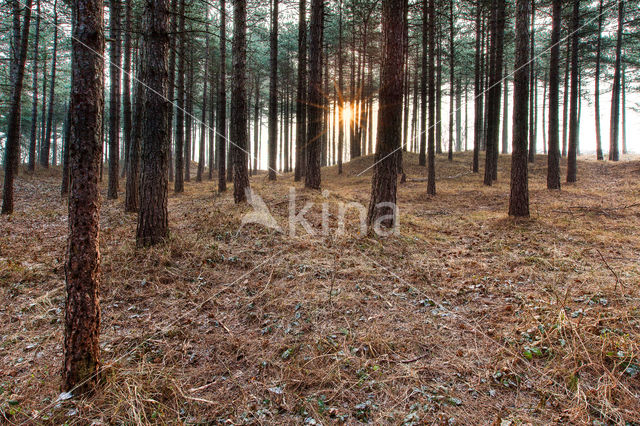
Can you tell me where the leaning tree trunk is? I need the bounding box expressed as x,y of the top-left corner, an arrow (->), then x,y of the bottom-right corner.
566,0 -> 579,182
1,0 -> 33,215
608,0 -> 624,162
108,0 -> 121,199
62,0 -> 103,393
217,0 -> 227,192
305,0 -> 323,190
137,0 -> 170,246
231,0 -> 250,203
509,0 -> 530,217
28,0 -> 40,172
367,0 -> 406,229
547,0 -> 561,190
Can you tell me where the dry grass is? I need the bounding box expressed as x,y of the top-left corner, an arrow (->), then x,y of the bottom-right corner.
1,151 -> 639,425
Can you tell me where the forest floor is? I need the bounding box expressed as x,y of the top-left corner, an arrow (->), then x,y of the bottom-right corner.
1,151 -> 640,425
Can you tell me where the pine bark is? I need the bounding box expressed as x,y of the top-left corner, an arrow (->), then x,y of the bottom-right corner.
427,0 -> 436,195
509,0 -> 530,217
566,0 -> 579,182
472,2 -> 483,173
137,0 -> 170,246
231,0 -> 250,203
63,0 -> 103,392
419,0 -> 427,167
608,0 -> 624,162
594,0 -> 603,160
42,0 -> 59,169
267,0 -> 279,180
122,0 -> 133,178
367,0 -> 406,228
547,0 -> 561,189
28,0 -> 40,172
174,0 -> 186,192
125,44 -> 143,212
305,0 -> 323,190
197,30 -> 209,183
217,0 -> 227,192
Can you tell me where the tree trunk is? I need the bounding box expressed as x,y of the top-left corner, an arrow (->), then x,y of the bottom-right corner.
594,0 -> 603,160
125,43 -> 143,212
267,0 -> 278,180
367,0 -> 406,228
108,0 -> 121,199
1,0 -> 33,215
483,0 -> 506,186
509,0 -> 530,217
63,0 -> 103,393
197,29 -> 209,182
436,31 -> 442,155
61,104 -> 71,196
542,70 -> 547,153
419,0 -> 428,167
566,0 -> 580,182
42,0 -> 59,169
448,0 -> 454,162
547,0 -> 561,190
295,0 -> 307,180
621,63 -> 627,155
561,36 -> 570,157
184,50 -> 193,182
305,0 -> 323,190
501,66 -> 509,154
473,2 -> 483,173
253,78 -> 260,175
137,0 -> 170,246
231,0 -> 250,203
527,0 -> 535,163
427,0 -> 436,195
28,0 -> 40,172
167,0 -> 177,182
174,0 -> 186,192
608,0 -> 624,162
337,0 -> 344,174
121,0 -> 133,179
217,0 -> 227,192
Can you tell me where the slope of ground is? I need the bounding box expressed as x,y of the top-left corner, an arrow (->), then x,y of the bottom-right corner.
1,152 -> 639,424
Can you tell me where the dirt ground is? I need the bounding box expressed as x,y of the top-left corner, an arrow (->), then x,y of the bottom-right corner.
1,151 -> 639,425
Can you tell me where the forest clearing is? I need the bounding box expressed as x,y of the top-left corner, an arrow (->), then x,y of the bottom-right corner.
2,152 -> 639,424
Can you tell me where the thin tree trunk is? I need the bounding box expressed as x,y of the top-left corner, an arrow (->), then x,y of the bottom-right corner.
419,0 -> 428,167
473,2 -> 483,173
547,0 -> 561,189
502,67 -> 509,154
268,0 -> 278,180
337,0 -> 343,174
167,0 -> 177,182
448,0 -> 454,162
2,0 -> 33,215
184,50 -> 193,182
197,29 -> 209,182
125,41 -> 143,212
561,36 -> 570,157
527,0 -> 535,163
174,0 -> 186,192
608,0 -> 624,161
217,0 -> 227,191
566,0 -> 580,182
542,70 -> 547,153
61,104 -> 71,196
427,0 -> 436,195
28,0 -> 40,172
594,0 -> 603,160
121,0 -> 133,179
253,78 -> 260,175
62,0 -> 102,392
107,0 -> 121,198
509,0 -> 530,217
42,0 -> 59,169
137,0 -> 170,246
621,63 -> 627,155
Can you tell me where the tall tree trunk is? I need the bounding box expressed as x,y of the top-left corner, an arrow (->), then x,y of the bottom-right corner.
63,0 -> 102,392
253,78 -> 260,175
125,43 -> 143,212
231,0 -> 250,202
305,0 -> 323,190
121,0 -> 133,179
448,0 -> 454,162
1,0 -> 33,215
42,0 -> 59,169
52,119 -> 58,166
561,36 -> 570,157
267,0 -> 278,180
483,0 -> 506,186
208,56 -> 216,180
367,0 -> 406,228
542,70 -> 547,153
336,0 -> 344,174
108,0 -> 121,198
217,0 -> 227,192
527,0 -> 535,163
621,63 -> 627,155
39,40 -> 48,163
174,0 -> 186,192
137,0 -> 170,246
509,0 -> 530,217
295,0 -> 307,180
427,0 -> 436,195
547,0 -> 561,189
593,0 -> 603,160
608,0 -> 624,162
566,0 -> 580,182
167,0 -> 177,182
28,0 -> 40,172
197,29 -> 209,182
436,30 -> 442,155
184,51 -> 193,182
473,1 -> 483,173
419,0 -> 428,167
